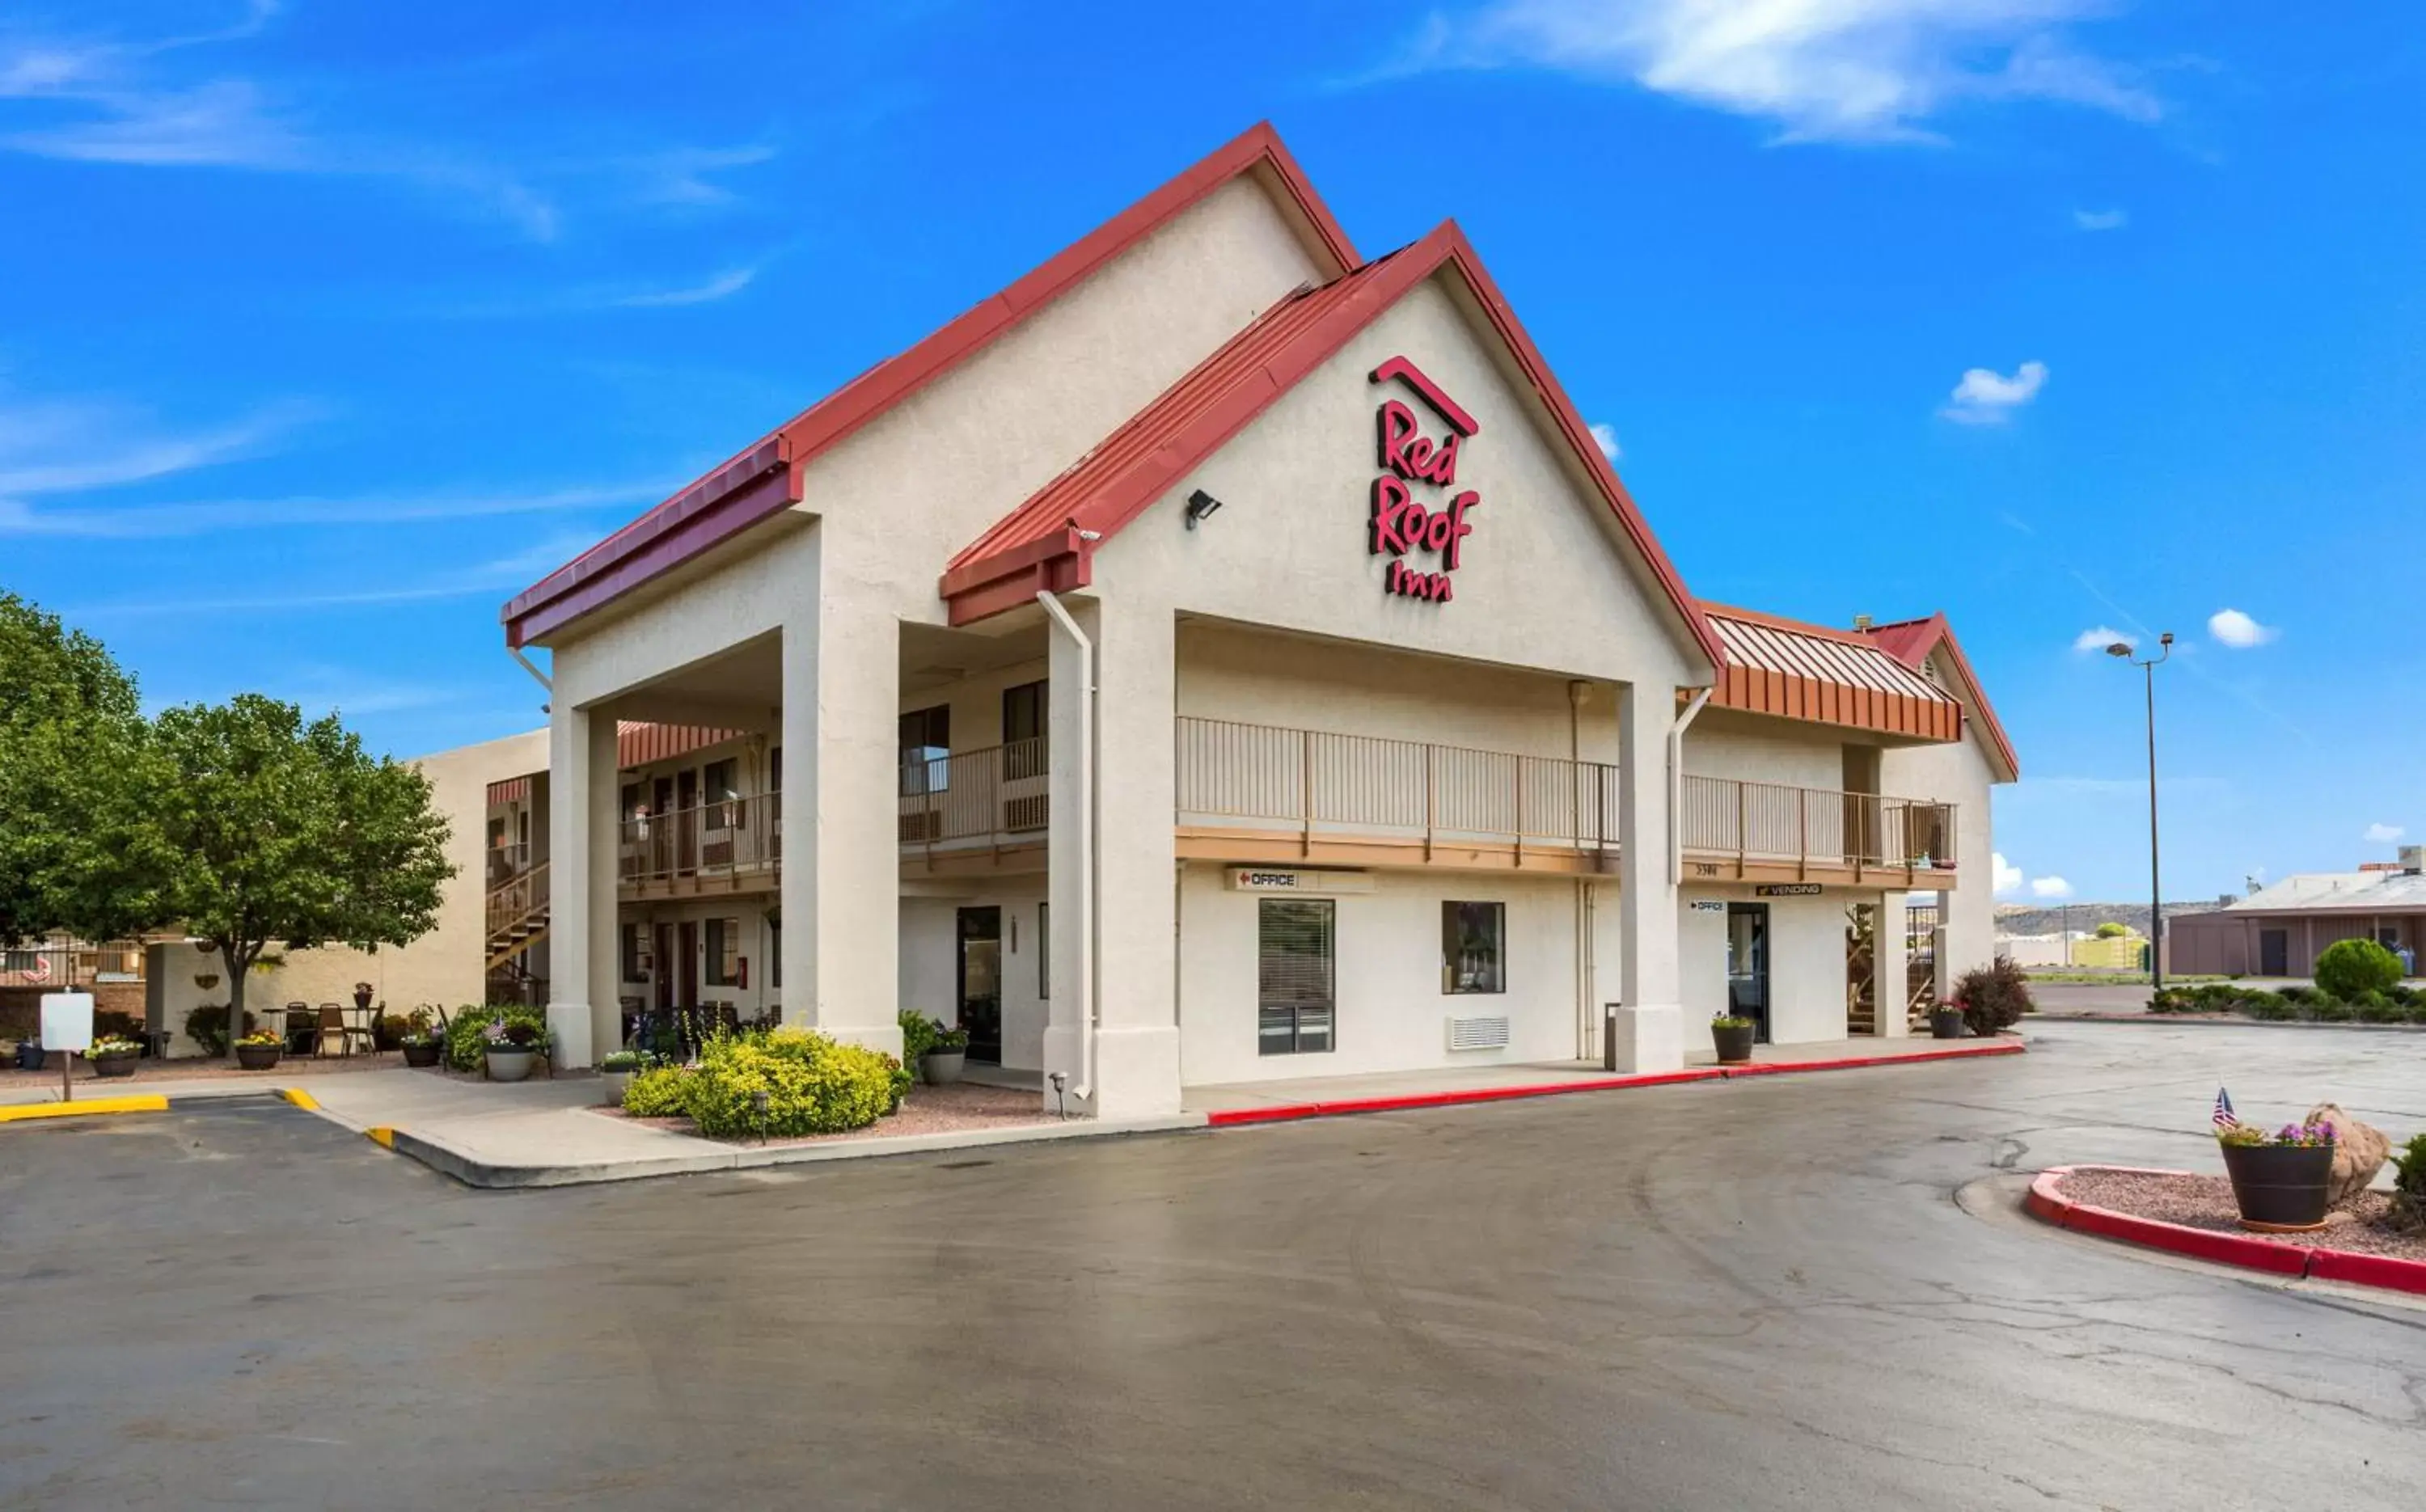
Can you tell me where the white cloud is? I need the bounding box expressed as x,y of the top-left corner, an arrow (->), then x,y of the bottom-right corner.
2365,822 -> 2405,845
0,395 -> 310,499
1941,360 -> 2048,424
1588,421 -> 1621,461
0,479 -> 670,538
611,267 -> 759,309
1371,1 -> 2158,144
2072,625 -> 2133,653
68,529 -> 602,619
1993,852 -> 2022,894
2029,875 -> 2074,899
2072,208 -> 2127,231
2207,607 -> 2277,648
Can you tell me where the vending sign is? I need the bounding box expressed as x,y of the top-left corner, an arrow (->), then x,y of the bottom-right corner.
1367,356 -> 1481,604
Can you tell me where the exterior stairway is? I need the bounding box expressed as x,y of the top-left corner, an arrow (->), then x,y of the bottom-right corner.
485,860 -> 551,974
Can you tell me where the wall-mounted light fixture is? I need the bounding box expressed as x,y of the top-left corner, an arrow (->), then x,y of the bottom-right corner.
1185,488 -> 1224,530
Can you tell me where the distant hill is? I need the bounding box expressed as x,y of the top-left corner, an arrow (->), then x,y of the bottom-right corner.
1993,900 -> 2228,938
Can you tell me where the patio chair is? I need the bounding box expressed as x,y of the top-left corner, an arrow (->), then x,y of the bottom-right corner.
314,1003 -> 373,1058
283,1001 -> 312,1054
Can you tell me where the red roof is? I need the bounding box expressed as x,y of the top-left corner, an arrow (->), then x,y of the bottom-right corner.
501,122 -> 1359,648
1700,602 -> 1964,745
938,220 -> 1727,673
1861,612 -> 2021,779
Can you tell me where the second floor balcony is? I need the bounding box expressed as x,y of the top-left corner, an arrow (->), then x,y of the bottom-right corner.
1679,774 -> 1957,885
621,793 -> 782,899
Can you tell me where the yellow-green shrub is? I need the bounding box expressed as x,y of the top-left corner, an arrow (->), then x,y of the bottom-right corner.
622,1065 -> 695,1118
684,1028 -> 899,1139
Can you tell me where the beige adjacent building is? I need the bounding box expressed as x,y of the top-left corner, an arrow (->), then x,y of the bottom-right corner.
449,124 -> 2014,1116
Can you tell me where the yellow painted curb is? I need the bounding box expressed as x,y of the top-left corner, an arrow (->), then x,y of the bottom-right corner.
366,1126 -> 396,1149
278,1088 -> 323,1111
0,1095 -> 170,1123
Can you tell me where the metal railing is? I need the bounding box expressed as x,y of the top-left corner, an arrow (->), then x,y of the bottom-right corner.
485,859 -> 550,940
619,793 -> 782,890
1678,775 -> 1955,871
486,842 -> 533,889
1175,716 -> 1621,857
898,739 -> 1050,859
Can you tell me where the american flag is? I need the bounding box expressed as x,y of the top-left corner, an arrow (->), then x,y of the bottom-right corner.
2213,1087 -> 2238,1130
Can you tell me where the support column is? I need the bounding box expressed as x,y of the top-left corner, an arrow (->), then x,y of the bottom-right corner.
1612,680 -> 1683,1072
777,580 -> 903,1060
545,703 -> 619,1069
1042,593 -> 1180,1118
1876,890 -> 1911,1038
1931,888 -> 1955,1004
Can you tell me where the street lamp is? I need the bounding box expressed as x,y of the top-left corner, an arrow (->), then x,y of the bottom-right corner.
2107,633 -> 2175,989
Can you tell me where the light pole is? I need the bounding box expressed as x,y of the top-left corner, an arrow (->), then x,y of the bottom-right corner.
2107,633 -> 2174,989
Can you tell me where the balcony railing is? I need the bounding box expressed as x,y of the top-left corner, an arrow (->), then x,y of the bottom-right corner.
899,738 -> 1050,859
1679,775 -> 1956,872
1175,716 -> 1621,857
621,792 -> 782,892
485,858 -> 550,939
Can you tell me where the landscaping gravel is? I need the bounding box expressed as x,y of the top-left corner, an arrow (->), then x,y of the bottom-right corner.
2056,1168 -> 2426,1260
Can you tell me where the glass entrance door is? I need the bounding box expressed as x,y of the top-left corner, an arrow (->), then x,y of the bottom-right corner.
957,906 -> 1004,1064
1726,902 -> 1770,1043
1257,898 -> 1335,1055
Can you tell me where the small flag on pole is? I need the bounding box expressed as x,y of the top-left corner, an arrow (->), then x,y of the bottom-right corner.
2213,1087 -> 2238,1130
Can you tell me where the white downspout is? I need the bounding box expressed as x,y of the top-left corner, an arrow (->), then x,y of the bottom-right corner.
1036,591 -> 1097,1104
1668,686 -> 1714,886
509,645 -> 552,696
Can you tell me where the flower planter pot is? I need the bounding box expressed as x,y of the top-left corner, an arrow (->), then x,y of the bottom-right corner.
2219,1141 -> 2334,1231
402,1041 -> 442,1069
91,1053 -> 138,1079
601,1070 -> 632,1106
1711,1022 -> 1756,1065
236,1045 -> 282,1072
15,1040 -> 45,1072
485,1048 -> 537,1083
921,1049 -> 967,1086
1929,1008 -> 1966,1040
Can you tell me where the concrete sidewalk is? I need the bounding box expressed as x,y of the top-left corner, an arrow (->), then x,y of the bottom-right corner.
2,1036 -> 2024,1188
1183,1034 -> 2019,1121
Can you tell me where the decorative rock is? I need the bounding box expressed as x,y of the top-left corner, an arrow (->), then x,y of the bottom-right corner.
2305,1103 -> 2390,1207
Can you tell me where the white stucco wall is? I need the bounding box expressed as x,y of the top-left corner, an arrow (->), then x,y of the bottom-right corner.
899,879 -> 1050,1072
1879,721 -> 2000,982
1680,712 -> 1849,791
1177,863 -> 1621,1087
1676,886 -> 1850,1045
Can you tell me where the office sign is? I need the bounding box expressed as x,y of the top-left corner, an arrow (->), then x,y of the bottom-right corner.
1226,868 -> 1376,895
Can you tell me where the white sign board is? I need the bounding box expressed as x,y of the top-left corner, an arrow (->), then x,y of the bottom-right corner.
1225,868 -> 1376,895
1688,899 -> 1727,913
40,991 -> 95,1054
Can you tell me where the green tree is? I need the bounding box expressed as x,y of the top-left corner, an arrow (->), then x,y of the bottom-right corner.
2094,922 -> 2129,939
150,695 -> 455,1059
0,593 -> 170,951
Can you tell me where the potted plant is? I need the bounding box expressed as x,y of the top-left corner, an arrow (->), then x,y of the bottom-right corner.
235,1029 -> 284,1071
89,1034 -> 143,1079
2217,1117 -> 2336,1231
923,1018 -> 970,1085
399,1007 -> 442,1068
599,1049 -> 657,1105
1710,1013 -> 1755,1065
481,1017 -> 549,1083
1928,998 -> 1967,1039
353,981 -> 376,1015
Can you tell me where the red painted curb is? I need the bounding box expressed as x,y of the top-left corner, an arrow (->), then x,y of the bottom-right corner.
2025,1166 -> 2426,1295
1202,1040 -> 2020,1128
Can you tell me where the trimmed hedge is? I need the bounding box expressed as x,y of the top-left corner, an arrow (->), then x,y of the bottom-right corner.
2153,979 -> 2426,1025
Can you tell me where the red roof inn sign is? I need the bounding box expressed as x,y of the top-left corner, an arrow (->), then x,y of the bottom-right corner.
1368,356 -> 1480,603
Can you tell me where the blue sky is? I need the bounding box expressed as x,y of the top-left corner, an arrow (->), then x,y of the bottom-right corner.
3,2 -> 2419,906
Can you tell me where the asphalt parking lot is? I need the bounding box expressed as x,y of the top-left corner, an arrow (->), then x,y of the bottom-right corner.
4,1021 -> 2422,1511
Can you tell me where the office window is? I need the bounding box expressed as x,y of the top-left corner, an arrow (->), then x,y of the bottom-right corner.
1002,679 -> 1048,778
1442,902 -> 1507,994
1038,902 -> 1049,999
1258,899 -> 1335,1055
899,705 -> 950,795
705,917 -> 742,986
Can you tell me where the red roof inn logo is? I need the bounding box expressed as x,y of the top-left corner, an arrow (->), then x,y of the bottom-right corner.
1368,356 -> 1481,603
